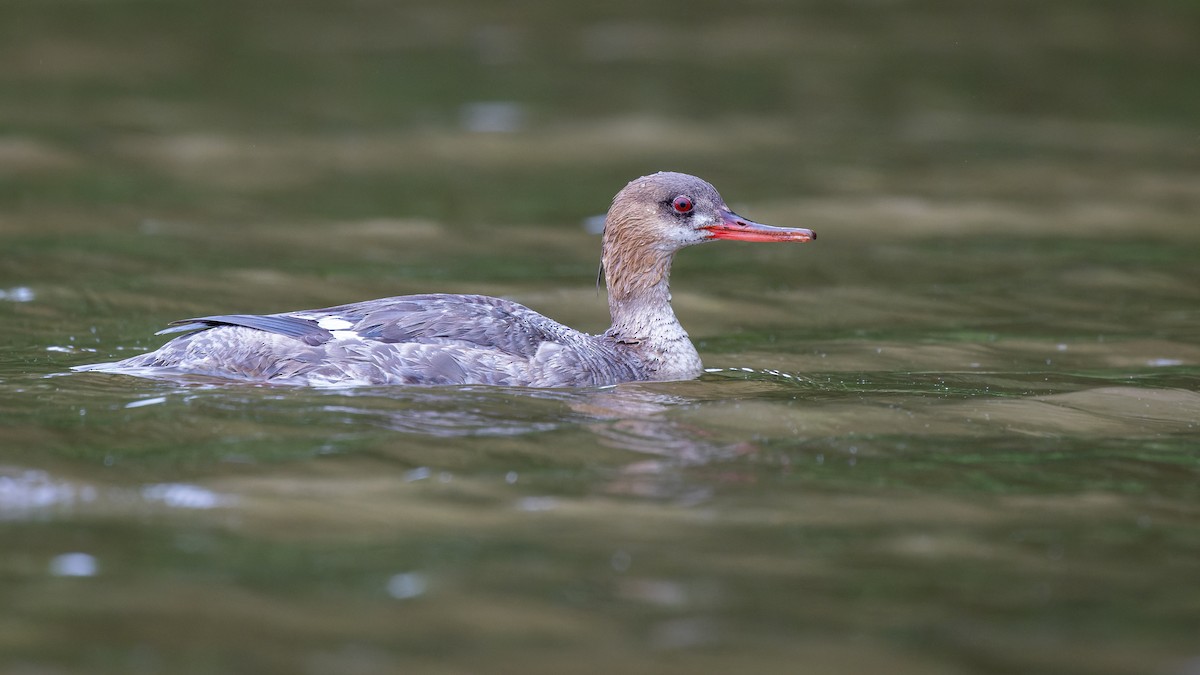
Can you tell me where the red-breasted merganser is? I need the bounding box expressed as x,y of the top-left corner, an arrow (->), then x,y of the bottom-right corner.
76,172 -> 815,387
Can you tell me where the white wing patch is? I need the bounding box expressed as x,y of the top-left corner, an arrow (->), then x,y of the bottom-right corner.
317,317 -> 355,330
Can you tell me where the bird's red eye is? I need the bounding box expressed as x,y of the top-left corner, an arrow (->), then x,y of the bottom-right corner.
672,196 -> 693,214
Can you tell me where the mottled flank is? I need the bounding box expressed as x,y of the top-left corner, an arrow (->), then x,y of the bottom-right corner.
75,173 -> 814,387
79,294 -> 643,387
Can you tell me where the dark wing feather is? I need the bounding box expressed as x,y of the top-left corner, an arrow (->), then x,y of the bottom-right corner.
159,314 -> 333,345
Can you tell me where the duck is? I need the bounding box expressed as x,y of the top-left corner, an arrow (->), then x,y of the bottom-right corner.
75,172 -> 815,387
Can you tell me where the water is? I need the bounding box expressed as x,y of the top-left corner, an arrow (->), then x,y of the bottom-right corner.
2,2 -> 1200,674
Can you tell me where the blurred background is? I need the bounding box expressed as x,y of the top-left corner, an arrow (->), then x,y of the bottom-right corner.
2,2 -> 1199,674
4,1 -> 1196,233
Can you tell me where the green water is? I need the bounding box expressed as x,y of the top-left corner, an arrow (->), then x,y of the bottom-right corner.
2,2 -> 1200,673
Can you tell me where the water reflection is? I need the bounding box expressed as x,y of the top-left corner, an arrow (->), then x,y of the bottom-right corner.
0,468 -> 87,519
273,380 -> 758,501
55,359 -> 1200,521
47,366 -> 778,505
0,466 -> 234,522
60,356 -> 1200,457
0,286 -> 35,302
99,375 -> 749,461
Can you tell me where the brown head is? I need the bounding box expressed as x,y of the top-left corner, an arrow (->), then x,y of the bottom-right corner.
600,172 -> 815,303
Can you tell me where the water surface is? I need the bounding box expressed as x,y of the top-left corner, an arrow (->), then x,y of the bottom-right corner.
2,2 -> 1199,674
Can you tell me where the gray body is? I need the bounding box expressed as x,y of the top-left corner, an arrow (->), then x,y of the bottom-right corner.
81,293 -> 689,387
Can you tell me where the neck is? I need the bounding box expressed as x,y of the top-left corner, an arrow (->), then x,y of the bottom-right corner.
600,235 -> 702,380
604,249 -> 678,340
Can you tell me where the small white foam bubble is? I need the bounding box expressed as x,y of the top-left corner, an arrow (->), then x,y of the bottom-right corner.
330,330 -> 361,341
582,214 -> 606,235
49,552 -> 97,577
0,286 -> 34,302
517,496 -> 558,512
0,469 -> 77,516
460,101 -> 524,133
141,484 -> 231,510
404,467 -> 432,482
386,572 -> 428,600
